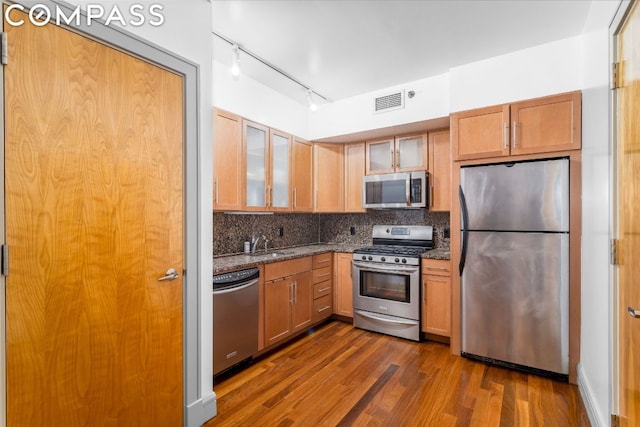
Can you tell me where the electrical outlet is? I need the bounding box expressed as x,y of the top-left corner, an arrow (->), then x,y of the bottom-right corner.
279,226 -> 284,237
443,227 -> 450,239
350,226 -> 356,235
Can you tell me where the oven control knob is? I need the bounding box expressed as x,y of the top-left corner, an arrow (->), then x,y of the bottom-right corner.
381,257 -> 386,262
394,258 -> 400,263
401,258 -> 407,264
361,255 -> 367,260
368,256 -> 373,261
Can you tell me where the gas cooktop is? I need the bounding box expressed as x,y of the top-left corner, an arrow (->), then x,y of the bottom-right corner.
353,245 -> 427,257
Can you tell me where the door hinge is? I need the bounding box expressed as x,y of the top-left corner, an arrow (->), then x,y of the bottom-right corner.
1,244 -> 8,276
611,239 -> 620,266
611,413 -> 620,427
0,32 -> 7,66
612,62 -> 621,89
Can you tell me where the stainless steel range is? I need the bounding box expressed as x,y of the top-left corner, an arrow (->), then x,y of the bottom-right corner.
352,225 -> 433,341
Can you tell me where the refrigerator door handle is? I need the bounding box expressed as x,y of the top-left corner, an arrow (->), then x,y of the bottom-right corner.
459,185 -> 470,276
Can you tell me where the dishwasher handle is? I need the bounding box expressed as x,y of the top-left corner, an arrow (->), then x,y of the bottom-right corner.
213,278 -> 258,295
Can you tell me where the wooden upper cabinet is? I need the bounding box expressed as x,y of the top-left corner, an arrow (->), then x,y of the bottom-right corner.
344,142 -> 366,213
269,129 -> 292,212
213,109 -> 242,211
242,120 -> 292,211
510,91 -> 581,155
314,143 -> 344,212
291,138 -> 313,212
428,129 -> 451,212
451,91 -> 581,161
451,104 -> 510,161
243,120 -> 270,211
365,134 -> 428,174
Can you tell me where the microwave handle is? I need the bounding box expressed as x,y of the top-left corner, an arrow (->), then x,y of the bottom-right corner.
405,174 -> 411,206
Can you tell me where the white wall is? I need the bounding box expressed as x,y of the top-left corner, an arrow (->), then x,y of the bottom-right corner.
309,73 -> 450,140
579,28 -> 613,427
212,60 -> 310,138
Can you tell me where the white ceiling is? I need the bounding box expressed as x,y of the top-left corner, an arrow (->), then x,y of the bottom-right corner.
211,1 -> 604,108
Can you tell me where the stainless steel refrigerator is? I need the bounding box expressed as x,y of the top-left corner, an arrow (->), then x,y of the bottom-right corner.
459,158 -> 569,377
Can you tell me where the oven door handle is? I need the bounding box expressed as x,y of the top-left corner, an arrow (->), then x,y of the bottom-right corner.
355,310 -> 418,326
352,261 -> 419,274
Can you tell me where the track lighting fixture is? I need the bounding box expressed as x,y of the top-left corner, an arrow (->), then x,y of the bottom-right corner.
230,44 -> 240,78
307,90 -> 317,112
212,30 -> 331,106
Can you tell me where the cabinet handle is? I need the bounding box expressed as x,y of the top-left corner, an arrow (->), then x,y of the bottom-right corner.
503,122 -> 509,150
391,148 -> 395,170
395,148 -> 400,169
426,266 -> 448,271
316,272 -> 331,278
214,179 -> 218,204
293,281 -> 297,304
316,259 -> 330,264
512,121 -> 518,148
293,188 -> 297,208
429,186 -> 434,207
318,306 -> 331,313
318,286 -> 331,292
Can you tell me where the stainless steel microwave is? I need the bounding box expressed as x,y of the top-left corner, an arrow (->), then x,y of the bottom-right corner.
362,171 -> 428,209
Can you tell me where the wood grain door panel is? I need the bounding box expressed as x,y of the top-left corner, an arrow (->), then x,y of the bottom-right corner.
5,11 -> 183,425
451,104 -> 510,161
617,2 -> 640,424
213,109 -> 242,211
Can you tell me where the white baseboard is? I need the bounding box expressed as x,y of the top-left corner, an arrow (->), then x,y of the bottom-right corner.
185,391 -> 217,427
577,363 -> 606,427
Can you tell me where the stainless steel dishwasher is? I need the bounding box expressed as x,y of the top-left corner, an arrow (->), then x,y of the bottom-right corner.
213,267 -> 259,376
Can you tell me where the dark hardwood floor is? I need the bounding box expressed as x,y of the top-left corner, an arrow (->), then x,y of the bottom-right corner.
207,320 -> 590,426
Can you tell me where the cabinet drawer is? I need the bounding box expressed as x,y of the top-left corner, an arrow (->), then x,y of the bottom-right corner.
312,252 -> 333,269
264,256 -> 312,281
312,266 -> 333,284
312,294 -> 332,323
313,281 -> 332,299
421,259 -> 451,276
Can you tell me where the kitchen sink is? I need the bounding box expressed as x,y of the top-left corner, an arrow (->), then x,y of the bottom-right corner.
248,249 -> 294,257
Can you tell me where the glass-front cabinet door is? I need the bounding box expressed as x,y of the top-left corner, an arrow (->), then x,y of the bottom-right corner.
243,120 -> 268,210
365,138 -> 395,175
270,130 -> 291,211
396,135 -> 427,172
365,134 -> 427,175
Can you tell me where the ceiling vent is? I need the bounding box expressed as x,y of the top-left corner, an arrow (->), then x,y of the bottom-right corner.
374,91 -> 404,113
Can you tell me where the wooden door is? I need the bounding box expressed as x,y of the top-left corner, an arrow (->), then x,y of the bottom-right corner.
291,271 -> 312,333
291,139 -> 313,212
333,253 -> 353,318
451,104 -> 510,161
428,129 -> 451,212
510,91 -> 581,156
314,143 -> 344,212
616,2 -> 640,425
422,275 -> 451,336
213,109 -> 242,211
344,142 -> 366,213
264,278 -> 292,346
5,12 -> 183,426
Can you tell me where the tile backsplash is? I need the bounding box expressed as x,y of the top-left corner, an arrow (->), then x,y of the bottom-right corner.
213,210 -> 450,256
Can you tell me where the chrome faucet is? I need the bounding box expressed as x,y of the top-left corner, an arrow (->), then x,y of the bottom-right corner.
250,234 -> 267,253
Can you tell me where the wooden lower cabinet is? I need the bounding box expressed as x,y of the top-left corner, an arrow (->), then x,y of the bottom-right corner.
312,253 -> 333,323
421,259 -> 452,337
334,252 -> 354,318
264,257 -> 313,347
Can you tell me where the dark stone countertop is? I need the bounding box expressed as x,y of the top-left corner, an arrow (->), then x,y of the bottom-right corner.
421,249 -> 451,261
213,243 -> 363,274
214,243 -> 451,274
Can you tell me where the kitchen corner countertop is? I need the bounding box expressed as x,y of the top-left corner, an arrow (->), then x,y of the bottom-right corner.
421,249 -> 451,261
214,244 -> 451,274
213,243 -> 363,274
